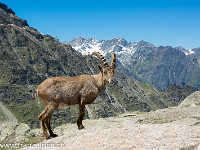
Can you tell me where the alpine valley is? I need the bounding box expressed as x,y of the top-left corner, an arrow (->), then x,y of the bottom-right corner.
65,37 -> 200,91
0,2 -> 199,137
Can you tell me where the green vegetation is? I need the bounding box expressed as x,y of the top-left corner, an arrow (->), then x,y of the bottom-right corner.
0,106 -> 8,122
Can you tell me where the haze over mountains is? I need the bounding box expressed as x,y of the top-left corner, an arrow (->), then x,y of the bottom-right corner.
66,37 -> 200,91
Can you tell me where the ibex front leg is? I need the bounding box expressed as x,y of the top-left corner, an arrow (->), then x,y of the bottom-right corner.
77,99 -> 86,130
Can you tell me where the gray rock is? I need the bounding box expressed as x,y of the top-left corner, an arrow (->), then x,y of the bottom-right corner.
0,122 -> 32,142
0,122 -> 19,141
179,91 -> 200,107
0,101 -> 18,123
190,113 -> 200,120
172,117 -> 200,126
15,123 -> 30,136
29,129 -> 43,137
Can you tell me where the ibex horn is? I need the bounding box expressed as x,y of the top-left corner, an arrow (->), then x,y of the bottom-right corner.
108,53 -> 116,70
91,52 -> 109,67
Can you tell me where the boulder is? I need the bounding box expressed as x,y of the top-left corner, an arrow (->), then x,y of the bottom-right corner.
0,122 -> 19,141
0,122 -> 31,142
179,91 -> 200,107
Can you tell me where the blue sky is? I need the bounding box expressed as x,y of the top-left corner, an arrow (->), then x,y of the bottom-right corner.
1,0 -> 200,49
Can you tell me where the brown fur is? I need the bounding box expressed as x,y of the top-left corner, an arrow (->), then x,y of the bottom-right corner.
34,52 -> 116,139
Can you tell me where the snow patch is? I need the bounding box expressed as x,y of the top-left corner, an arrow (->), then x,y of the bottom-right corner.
185,49 -> 195,55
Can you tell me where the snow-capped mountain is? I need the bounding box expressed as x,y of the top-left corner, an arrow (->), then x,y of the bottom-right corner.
65,37 -> 155,66
64,37 -> 200,91
66,37 -> 196,58
66,36 -> 104,55
175,46 -> 195,55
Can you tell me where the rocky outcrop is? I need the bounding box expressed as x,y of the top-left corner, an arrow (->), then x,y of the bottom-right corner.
26,124 -> 200,150
0,3 -> 15,15
162,84 -> 198,106
179,91 -> 200,107
0,3 -> 28,27
0,101 -> 18,123
20,105 -> 200,150
0,122 -> 30,143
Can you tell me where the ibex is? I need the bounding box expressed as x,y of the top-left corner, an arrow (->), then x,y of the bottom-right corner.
32,52 -> 116,139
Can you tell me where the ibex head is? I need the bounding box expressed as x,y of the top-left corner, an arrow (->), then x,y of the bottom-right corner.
91,52 -> 116,84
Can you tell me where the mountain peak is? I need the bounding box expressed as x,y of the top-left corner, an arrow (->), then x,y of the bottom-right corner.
88,36 -> 95,40
115,37 -> 121,39
175,46 -> 195,55
192,47 -> 200,54
0,3 -> 15,15
0,3 -> 29,27
74,36 -> 85,41
70,36 -> 86,44
113,37 -> 126,42
138,40 -> 149,44
88,37 -> 97,42
137,40 -> 155,47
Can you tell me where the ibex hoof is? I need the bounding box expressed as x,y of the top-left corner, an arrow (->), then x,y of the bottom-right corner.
46,135 -> 51,140
78,125 -> 85,130
51,133 -> 58,138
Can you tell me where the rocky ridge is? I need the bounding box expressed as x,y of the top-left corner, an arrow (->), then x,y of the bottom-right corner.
162,84 -> 198,106
0,3 -> 28,27
65,37 -> 155,66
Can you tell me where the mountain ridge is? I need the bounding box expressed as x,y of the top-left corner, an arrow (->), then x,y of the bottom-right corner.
66,36 -> 200,90
65,36 -> 197,56
0,2 -> 28,27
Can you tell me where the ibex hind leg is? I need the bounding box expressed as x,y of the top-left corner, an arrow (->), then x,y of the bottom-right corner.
44,105 -> 58,138
38,105 -> 58,139
38,107 -> 48,120
38,106 -> 49,139
45,118 -> 58,138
